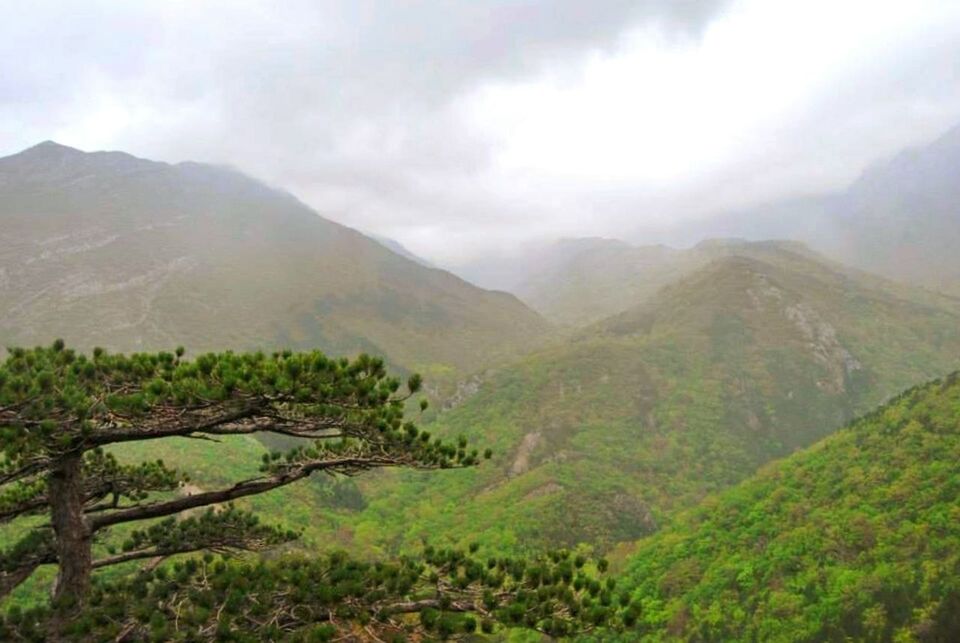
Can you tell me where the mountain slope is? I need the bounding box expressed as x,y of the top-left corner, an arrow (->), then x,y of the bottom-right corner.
618,372 -> 960,641
508,237 -> 867,327
0,142 -> 548,377
685,122 -> 960,297
367,233 -> 437,269
327,244 -> 960,553
513,238 -> 697,326
521,122 -> 960,320
823,123 -> 960,295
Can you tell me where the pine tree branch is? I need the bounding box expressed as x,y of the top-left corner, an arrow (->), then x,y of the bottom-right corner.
0,561 -> 45,600
0,455 -> 181,524
92,548 -> 175,569
0,532 -> 57,600
88,453 -> 431,532
378,598 -> 474,614
85,407 -> 353,447
0,459 -> 53,488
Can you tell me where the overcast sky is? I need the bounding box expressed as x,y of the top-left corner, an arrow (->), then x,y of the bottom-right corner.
3,0 -> 960,266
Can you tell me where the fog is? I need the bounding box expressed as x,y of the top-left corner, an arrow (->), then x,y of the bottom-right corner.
3,0 -> 960,268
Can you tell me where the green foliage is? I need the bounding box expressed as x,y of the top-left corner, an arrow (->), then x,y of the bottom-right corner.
0,343 -> 465,482
113,506 -> 297,560
0,342 -> 478,608
1,548 -> 625,640
323,251 -> 960,554
613,372 -> 960,641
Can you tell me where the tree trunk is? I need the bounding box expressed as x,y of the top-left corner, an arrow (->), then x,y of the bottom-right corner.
48,451 -> 92,605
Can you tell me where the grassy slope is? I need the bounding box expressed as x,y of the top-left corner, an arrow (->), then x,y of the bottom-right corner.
324,249 -> 960,555
616,372 -> 960,641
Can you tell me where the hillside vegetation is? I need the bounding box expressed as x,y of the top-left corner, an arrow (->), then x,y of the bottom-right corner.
314,246 -> 960,553
617,371 -> 960,641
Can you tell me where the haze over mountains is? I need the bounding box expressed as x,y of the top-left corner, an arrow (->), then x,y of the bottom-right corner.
0,141 -> 547,378
699,121 -> 960,296
450,121 -> 960,318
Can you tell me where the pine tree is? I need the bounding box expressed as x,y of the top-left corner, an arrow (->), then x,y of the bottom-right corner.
0,342 -> 634,640
0,341 -> 477,605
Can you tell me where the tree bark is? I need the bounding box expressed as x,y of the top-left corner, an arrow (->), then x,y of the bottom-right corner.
48,451 -> 92,604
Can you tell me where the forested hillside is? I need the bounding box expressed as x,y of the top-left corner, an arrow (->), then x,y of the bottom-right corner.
4,3 -> 960,640
317,245 -> 960,552
6,143 -> 957,591
616,371 -> 960,641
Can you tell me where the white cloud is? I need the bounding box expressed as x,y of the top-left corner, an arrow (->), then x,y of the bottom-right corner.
2,0 -> 959,267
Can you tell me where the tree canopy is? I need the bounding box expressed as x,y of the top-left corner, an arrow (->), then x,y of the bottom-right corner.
0,342 -> 480,607
0,342 -> 643,640
2,545 -> 637,641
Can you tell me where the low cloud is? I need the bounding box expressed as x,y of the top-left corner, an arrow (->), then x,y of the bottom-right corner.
2,0 -> 959,266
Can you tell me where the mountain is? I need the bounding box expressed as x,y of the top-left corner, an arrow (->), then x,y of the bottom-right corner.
512,238 -> 694,327
512,122 -> 960,325
322,242 -> 960,553
680,122 -> 960,297
0,142 -> 548,377
822,123 -> 960,294
506,237 -> 879,327
617,371 -> 960,641
367,233 -> 437,269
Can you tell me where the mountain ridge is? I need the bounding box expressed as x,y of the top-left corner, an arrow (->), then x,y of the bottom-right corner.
0,141 -> 550,379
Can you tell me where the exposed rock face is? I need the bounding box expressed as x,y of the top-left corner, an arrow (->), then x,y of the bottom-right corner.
783,302 -> 862,393
748,270 -> 862,394
439,372 -> 487,411
510,431 -> 543,477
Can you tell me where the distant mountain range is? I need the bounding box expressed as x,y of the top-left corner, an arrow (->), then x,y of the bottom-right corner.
4,137 -> 960,577
449,122 -> 960,322
0,141 -> 548,378
509,237 -> 834,326
662,122 -> 960,296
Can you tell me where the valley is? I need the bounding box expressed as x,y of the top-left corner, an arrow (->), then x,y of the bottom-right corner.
2,137 -> 960,640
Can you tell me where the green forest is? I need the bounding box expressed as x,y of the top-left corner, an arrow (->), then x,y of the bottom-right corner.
2,342 -> 959,640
